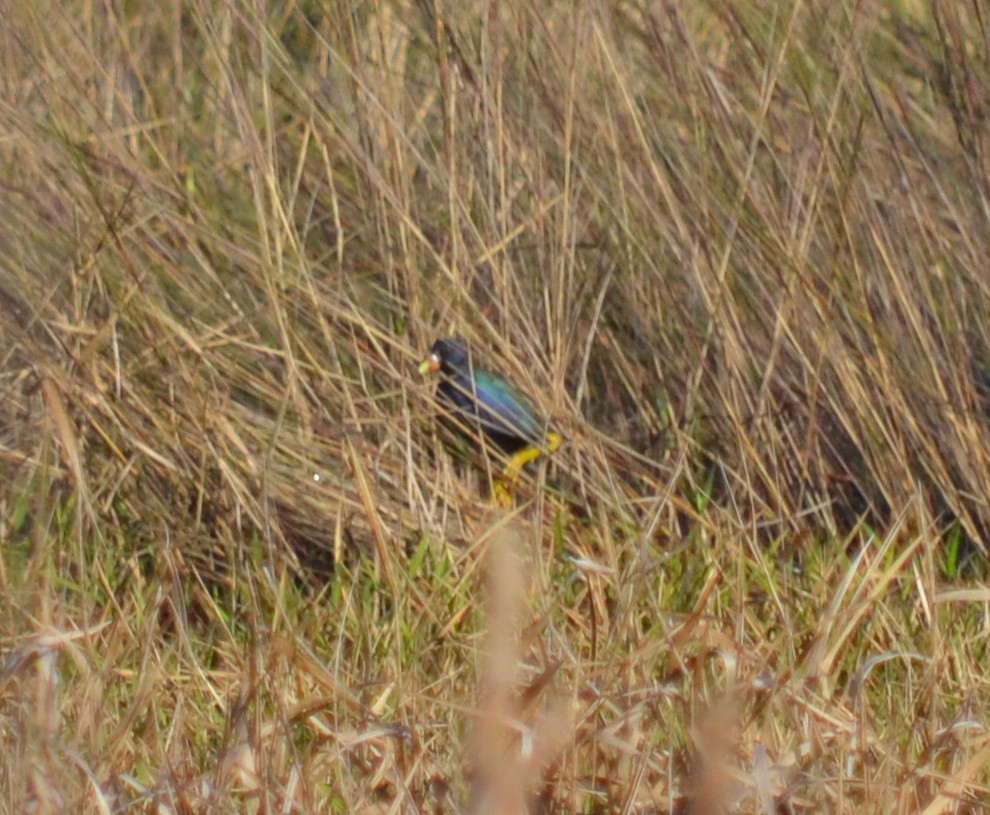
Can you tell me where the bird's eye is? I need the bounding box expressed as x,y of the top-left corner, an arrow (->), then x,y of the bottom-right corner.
431,353 -> 441,363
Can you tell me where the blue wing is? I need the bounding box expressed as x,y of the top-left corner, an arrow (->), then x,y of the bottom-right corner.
471,369 -> 545,442
436,368 -> 548,446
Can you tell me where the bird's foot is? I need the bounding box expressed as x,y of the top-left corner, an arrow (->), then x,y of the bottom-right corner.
491,477 -> 515,507
489,433 -> 562,507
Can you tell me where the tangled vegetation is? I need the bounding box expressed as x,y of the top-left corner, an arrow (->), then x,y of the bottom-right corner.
2,1 -> 990,812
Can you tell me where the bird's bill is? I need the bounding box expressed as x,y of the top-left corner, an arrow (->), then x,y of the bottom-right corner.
418,353 -> 441,374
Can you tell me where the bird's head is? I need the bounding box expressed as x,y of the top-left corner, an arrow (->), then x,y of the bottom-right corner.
418,337 -> 470,376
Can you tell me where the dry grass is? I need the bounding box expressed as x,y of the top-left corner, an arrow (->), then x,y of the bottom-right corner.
2,0 -> 990,812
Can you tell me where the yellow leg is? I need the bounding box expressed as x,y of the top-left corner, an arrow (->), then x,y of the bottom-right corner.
491,478 -> 514,507
490,432 -> 562,507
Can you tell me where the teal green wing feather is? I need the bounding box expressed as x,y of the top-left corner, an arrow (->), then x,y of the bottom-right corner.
471,369 -> 546,441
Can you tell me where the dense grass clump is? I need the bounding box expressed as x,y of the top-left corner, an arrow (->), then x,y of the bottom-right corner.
2,1 -> 990,812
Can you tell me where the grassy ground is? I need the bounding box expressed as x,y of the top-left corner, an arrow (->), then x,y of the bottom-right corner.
2,0 -> 990,812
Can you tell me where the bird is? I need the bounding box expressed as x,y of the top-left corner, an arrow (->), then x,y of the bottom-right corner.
419,337 -> 560,501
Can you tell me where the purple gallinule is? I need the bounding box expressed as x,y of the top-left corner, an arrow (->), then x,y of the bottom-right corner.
419,337 -> 560,502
